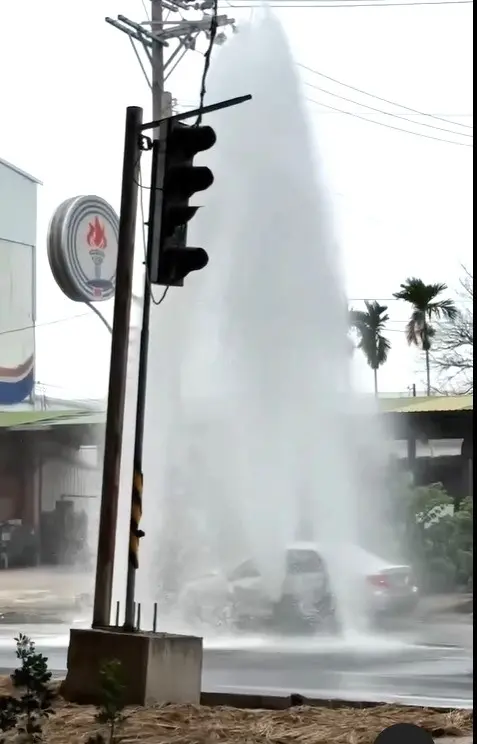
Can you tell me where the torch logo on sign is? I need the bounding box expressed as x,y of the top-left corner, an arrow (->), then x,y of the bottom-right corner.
47,195 -> 119,304
86,216 -> 113,297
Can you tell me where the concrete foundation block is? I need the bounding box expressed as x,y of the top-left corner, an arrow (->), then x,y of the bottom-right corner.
61,628 -> 203,706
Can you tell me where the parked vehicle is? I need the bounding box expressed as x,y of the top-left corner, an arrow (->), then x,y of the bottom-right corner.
179,541 -> 419,631
337,543 -> 419,619
0,521 -> 39,568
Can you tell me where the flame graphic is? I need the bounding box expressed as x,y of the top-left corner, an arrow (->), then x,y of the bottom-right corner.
86,216 -> 107,250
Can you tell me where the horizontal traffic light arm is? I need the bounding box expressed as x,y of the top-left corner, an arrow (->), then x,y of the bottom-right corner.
140,94 -> 252,132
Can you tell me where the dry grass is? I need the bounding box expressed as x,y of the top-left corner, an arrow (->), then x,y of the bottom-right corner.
0,678 -> 473,744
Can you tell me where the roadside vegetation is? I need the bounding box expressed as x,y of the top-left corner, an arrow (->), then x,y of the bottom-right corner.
390,480 -> 473,594
0,634 -> 472,743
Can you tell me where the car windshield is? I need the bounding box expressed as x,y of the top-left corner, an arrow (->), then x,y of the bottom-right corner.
286,549 -> 324,574
228,559 -> 261,581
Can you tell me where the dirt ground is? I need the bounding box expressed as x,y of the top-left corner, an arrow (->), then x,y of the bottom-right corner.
0,678 -> 473,744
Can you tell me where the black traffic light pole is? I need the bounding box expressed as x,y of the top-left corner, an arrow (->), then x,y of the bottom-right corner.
123,139 -> 163,630
123,93 -> 252,632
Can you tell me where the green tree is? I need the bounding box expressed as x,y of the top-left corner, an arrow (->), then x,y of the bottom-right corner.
349,300 -> 391,395
393,278 -> 458,395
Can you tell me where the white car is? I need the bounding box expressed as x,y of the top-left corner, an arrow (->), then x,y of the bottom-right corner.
179,541 -> 419,630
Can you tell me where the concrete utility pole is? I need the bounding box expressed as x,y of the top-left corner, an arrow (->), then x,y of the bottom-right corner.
151,0 -> 165,123
123,0 -> 167,631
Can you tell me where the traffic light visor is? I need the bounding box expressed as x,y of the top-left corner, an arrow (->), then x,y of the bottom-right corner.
168,122 -> 217,159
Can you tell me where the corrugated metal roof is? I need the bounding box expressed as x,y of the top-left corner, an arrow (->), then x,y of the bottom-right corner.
0,156 -> 42,185
381,395 -> 473,414
0,409 -> 98,430
1,396 -> 472,429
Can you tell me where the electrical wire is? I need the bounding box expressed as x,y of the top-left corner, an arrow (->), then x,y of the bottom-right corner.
0,312 -> 93,338
303,81 -> 472,138
306,96 -> 473,146
173,98 -> 472,118
196,0 -> 219,124
140,0 -> 151,19
298,62 -> 473,131
220,0 -> 472,7
138,164 -> 170,306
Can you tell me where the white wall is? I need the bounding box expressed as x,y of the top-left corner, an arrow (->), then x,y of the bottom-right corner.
39,446 -> 101,513
0,158 -> 38,405
37,444 -> 102,552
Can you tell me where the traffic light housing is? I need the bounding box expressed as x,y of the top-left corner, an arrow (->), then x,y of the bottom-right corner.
150,119 -> 216,287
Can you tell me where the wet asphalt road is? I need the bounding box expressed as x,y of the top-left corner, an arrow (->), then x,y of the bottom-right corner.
0,624 -> 473,708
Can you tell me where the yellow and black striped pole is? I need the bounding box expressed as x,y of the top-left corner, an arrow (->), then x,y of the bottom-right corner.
129,469 -> 145,570
124,464 -> 146,629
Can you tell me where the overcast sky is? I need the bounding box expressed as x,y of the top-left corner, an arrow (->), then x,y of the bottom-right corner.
0,0 -> 473,400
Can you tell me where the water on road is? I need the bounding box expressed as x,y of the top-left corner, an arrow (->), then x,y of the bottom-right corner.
0,620 -> 472,709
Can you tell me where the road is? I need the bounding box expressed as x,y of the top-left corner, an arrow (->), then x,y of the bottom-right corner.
0,623 -> 472,709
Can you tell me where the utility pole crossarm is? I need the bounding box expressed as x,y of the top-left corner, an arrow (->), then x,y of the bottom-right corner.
105,2 -> 236,90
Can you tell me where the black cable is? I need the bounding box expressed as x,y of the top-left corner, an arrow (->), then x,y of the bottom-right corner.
298,62 -> 473,130
303,81 -> 472,138
137,165 -> 170,306
196,0 -> 219,125
306,96 -> 473,146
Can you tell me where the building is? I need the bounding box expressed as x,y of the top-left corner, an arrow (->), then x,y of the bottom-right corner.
0,156 -> 39,405
0,158 -> 103,567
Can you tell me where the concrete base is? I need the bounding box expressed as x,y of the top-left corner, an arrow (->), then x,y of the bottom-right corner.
61,628 -> 203,706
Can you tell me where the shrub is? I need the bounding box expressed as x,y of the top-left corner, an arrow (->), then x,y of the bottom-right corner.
0,634 -> 56,743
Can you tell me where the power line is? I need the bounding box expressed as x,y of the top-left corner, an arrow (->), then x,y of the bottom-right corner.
298,62 -> 473,131
176,97 -> 472,118
297,110 -> 471,117
177,91 -> 473,142
0,312 -> 93,338
306,96 -> 473,146
303,80 -> 472,138
221,0 -> 473,7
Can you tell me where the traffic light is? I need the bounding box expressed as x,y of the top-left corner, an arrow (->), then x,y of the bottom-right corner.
150,119 -> 216,287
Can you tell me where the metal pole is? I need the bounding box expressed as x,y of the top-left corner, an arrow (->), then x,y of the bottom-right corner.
92,105 -> 143,629
123,6 -> 165,630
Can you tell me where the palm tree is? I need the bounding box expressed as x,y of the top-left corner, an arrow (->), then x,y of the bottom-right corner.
393,278 -> 459,396
349,300 -> 391,395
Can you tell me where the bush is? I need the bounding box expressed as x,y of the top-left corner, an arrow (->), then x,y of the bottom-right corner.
395,482 -> 473,593
0,636 -> 126,744
0,634 -> 55,743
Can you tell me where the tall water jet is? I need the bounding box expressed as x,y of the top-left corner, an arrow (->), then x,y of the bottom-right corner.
137,11 -> 376,635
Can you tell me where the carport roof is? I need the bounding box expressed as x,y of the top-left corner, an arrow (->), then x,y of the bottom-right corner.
380,395 -> 473,414
0,395 -> 472,430
0,409 -> 103,430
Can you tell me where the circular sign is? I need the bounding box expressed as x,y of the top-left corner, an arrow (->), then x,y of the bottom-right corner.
47,195 -> 119,303
374,723 -> 433,743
